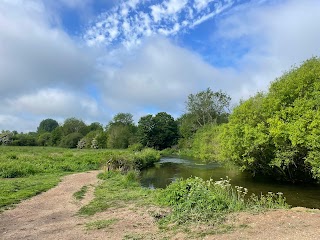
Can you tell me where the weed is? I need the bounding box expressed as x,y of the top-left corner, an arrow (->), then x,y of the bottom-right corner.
85,218 -> 118,230
73,185 -> 88,200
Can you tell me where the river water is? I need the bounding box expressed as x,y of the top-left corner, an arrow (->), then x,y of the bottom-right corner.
140,157 -> 320,209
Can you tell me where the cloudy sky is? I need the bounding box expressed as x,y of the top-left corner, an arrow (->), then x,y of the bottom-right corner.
1,0 -> 320,132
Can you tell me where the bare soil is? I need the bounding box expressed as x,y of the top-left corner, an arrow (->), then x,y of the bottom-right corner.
1,171 -> 319,240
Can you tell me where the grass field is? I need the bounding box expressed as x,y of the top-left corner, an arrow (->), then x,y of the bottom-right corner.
0,146 -> 160,211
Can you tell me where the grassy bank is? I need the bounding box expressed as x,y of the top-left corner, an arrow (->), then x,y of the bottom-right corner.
0,146 -> 160,211
79,170 -> 289,236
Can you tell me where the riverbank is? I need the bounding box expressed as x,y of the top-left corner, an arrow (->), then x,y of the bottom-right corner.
1,170 -> 319,240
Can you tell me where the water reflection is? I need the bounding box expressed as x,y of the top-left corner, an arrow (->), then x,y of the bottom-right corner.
140,157 -> 320,209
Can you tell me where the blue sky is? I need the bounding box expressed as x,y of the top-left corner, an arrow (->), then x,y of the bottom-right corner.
1,0 -> 320,132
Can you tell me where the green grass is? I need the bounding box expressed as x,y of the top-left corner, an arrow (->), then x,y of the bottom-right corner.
0,146 -> 160,210
78,171 -> 155,216
0,173 -> 62,211
73,185 -> 89,200
85,218 -> 118,230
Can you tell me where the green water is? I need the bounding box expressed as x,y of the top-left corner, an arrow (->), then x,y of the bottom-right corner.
140,157 -> 320,209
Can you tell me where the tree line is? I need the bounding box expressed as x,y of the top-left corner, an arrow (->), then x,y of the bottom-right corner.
0,88 -> 230,150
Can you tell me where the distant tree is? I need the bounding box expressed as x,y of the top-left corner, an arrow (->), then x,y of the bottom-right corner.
106,113 -> 137,149
137,114 -> 155,147
153,112 -> 179,150
137,112 -> 179,150
37,119 -> 59,133
87,122 -> 103,132
62,118 -> 88,136
111,113 -> 134,126
186,88 -> 231,128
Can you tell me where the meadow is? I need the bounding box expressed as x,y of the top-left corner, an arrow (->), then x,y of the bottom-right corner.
0,146 -> 160,211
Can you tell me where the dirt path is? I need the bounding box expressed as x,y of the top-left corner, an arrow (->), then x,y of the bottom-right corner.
1,171 -> 320,240
0,171 -> 102,240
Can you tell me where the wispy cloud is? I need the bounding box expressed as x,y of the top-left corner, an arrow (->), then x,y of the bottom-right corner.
84,0 -> 236,48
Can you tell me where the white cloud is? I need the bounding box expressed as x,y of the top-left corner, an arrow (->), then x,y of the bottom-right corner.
98,37 -> 233,115
0,0 -> 96,98
212,0 -> 320,100
84,0 -> 236,49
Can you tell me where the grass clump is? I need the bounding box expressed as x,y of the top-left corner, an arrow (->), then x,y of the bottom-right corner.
73,185 -> 88,200
78,170 -> 155,216
157,177 -> 289,226
85,218 -> 118,230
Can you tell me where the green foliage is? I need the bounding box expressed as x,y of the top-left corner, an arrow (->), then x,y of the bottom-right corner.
128,143 -> 144,152
37,132 -> 52,146
60,132 -> 83,148
137,112 -> 179,150
192,124 -> 222,162
37,118 -> 59,133
62,118 -> 88,136
221,57 -> 320,182
186,88 -> 230,128
105,148 -> 160,171
158,177 -> 289,225
106,113 -> 137,149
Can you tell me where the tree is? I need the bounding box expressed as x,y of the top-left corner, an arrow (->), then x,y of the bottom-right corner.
186,88 -> 231,128
153,112 -> 179,150
111,113 -> 134,126
137,112 -> 179,150
62,118 -> 88,136
220,57 -> 320,182
37,119 -> 59,133
106,113 -> 137,149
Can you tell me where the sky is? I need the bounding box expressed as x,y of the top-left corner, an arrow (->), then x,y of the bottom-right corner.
1,0 -> 320,132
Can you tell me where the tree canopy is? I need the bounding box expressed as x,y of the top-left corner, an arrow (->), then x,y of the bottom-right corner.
138,112 -> 179,150
37,119 -> 59,133
220,57 -> 320,182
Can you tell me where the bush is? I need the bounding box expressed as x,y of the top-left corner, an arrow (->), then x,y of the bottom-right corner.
158,177 -> 289,225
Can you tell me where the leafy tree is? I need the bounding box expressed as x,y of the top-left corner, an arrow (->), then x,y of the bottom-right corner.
37,119 -> 59,133
138,112 -> 179,150
87,122 -> 103,132
106,113 -> 137,149
62,118 -> 88,136
186,88 -> 231,128
221,57 -> 320,182
137,115 -> 155,147
111,113 -> 134,126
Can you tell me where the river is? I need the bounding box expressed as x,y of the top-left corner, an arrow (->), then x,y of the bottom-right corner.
140,157 -> 320,209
